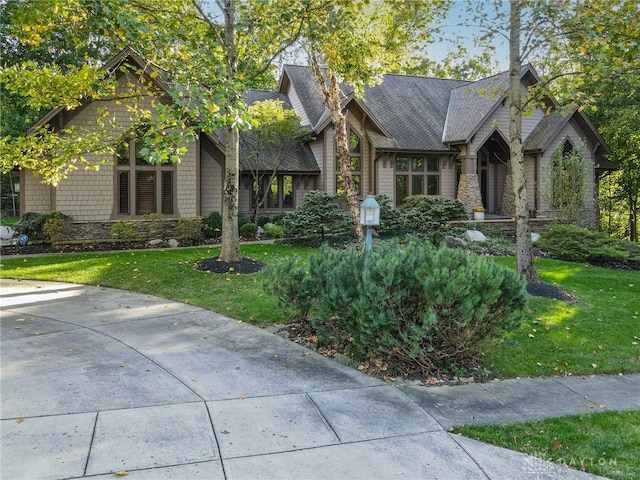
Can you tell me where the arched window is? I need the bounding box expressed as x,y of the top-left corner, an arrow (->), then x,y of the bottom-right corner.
115,128 -> 176,216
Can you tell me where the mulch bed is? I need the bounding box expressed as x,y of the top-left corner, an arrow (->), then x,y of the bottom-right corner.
194,256 -> 266,274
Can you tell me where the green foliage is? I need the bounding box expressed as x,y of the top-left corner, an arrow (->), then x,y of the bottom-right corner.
237,213 -> 251,229
16,211 -> 70,242
543,143 -> 589,225
177,216 -> 203,244
264,237 -> 527,375
374,194 -> 403,231
239,222 -> 258,238
109,219 -> 142,242
257,215 -> 272,227
42,215 -> 71,244
537,224 -> 639,267
203,211 -> 223,238
281,191 -> 352,237
262,255 -> 316,321
263,223 -> 284,238
399,195 -> 468,244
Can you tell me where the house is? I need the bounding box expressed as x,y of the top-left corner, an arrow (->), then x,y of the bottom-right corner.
19,47 -> 612,241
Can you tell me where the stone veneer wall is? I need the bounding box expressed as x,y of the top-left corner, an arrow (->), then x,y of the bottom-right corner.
456,174 -> 484,218
56,219 -> 185,243
448,218 -> 557,235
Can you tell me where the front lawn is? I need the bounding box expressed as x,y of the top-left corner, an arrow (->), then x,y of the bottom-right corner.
453,410 -> 640,480
0,245 -> 638,378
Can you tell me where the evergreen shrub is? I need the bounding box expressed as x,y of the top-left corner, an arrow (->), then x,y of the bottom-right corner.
110,219 -> 142,242
399,195 -> 467,244
264,237 -> 527,374
538,224 -> 639,266
239,222 -> 258,238
281,191 -> 352,237
177,216 -> 203,244
203,211 -> 222,238
264,223 -> 284,238
18,211 -> 71,242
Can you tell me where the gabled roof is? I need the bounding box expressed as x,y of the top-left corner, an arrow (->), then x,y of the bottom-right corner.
524,107 -> 576,152
28,46 -> 171,134
237,90 -> 319,173
442,72 -> 508,144
361,74 -> 466,151
283,65 -> 466,152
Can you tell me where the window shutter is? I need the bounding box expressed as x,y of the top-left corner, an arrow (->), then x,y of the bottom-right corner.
118,172 -> 130,214
161,171 -> 173,214
136,172 -> 156,214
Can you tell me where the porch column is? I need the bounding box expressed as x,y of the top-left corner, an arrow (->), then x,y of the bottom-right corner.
501,166 -> 516,217
456,156 -> 483,218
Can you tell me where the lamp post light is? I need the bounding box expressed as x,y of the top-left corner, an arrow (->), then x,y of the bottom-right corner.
360,195 -> 380,252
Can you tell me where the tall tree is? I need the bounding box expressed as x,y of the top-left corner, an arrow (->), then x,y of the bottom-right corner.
1,0 -> 315,261
304,0 -> 449,237
508,0 -> 537,282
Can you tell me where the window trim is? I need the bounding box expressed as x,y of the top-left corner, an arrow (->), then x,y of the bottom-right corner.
114,133 -> 177,218
395,155 -> 440,205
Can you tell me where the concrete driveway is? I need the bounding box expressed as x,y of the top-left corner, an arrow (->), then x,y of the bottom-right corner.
1,278 -> 617,479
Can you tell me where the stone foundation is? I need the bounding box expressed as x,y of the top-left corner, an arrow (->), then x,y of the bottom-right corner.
58,219 -> 183,243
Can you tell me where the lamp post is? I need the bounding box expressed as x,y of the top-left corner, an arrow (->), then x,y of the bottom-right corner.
360,195 -> 380,252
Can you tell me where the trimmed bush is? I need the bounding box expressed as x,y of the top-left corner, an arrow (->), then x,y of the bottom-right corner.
538,224 -> 639,267
110,219 -> 142,242
264,223 -> 284,238
239,222 -> 258,238
264,237 -> 527,375
399,195 -> 467,244
177,216 -> 203,244
17,211 -> 71,242
281,190 -> 352,237
257,215 -> 272,227
203,211 -> 223,238
237,213 -> 251,229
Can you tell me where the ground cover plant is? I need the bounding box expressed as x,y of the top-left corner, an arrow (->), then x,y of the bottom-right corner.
453,410 -> 640,480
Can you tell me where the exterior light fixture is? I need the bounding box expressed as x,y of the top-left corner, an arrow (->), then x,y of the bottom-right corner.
359,195 -> 380,251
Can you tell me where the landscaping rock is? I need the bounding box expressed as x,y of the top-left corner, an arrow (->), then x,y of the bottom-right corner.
147,239 -> 164,247
167,238 -> 179,248
464,230 -> 487,242
531,232 -> 541,243
444,235 -> 467,248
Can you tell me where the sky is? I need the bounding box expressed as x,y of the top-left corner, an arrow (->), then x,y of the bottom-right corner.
202,0 -> 510,73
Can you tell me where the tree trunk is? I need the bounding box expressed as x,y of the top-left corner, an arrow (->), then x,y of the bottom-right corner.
509,1 -> 538,283
310,52 -> 362,238
219,0 -> 242,262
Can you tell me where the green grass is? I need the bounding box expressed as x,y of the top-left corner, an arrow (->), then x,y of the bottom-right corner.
484,257 -> 640,378
453,410 -> 640,480
0,244 -> 314,325
1,247 -> 638,377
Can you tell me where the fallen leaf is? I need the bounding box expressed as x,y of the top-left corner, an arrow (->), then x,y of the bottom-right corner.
237,396 -> 245,400
14,326 -> 21,330
16,318 -> 25,322
16,418 -> 24,424
221,430 -> 230,434
120,364 -> 126,368
588,403 -> 596,409
599,404 -> 607,409
553,438 -> 563,450
528,334 -> 535,338
191,378 -> 197,382
271,354 -> 279,359
115,471 -> 128,476
592,363 -> 598,368
301,351 -> 311,356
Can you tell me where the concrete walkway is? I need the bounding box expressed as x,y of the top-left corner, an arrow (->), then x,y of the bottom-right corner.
1,279 -> 637,480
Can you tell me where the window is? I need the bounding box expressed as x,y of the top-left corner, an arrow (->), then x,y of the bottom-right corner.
253,175 -> 294,209
395,156 -> 440,205
116,132 -> 175,216
336,129 -> 362,195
